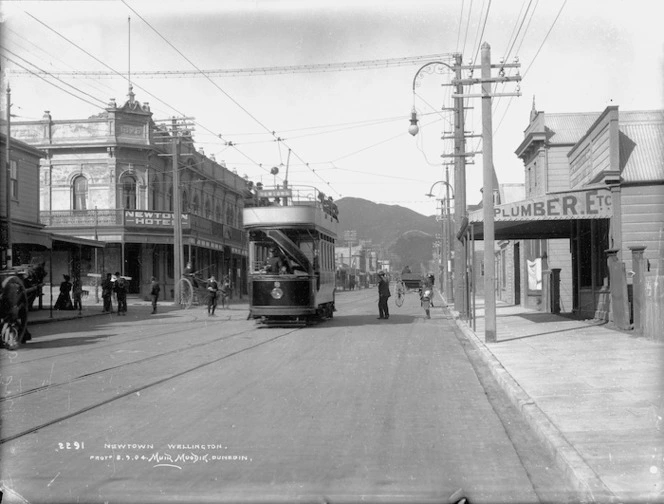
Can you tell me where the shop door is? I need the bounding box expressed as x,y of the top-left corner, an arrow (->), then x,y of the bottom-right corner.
124,243 -> 141,294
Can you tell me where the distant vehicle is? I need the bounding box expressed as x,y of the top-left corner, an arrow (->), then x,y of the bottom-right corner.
243,185 -> 339,326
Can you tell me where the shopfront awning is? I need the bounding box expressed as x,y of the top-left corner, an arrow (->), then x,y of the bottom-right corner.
49,233 -> 106,248
12,225 -> 52,249
467,187 -> 612,240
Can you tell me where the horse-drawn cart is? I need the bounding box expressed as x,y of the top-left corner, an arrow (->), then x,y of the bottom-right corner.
1,263 -> 47,349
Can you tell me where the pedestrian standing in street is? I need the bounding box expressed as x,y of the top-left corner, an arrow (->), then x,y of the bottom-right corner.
206,276 -> 219,316
54,274 -> 73,310
72,276 -> 83,312
377,270 -> 391,320
101,272 -> 113,312
114,275 -> 128,316
219,276 -> 231,309
150,276 -> 160,314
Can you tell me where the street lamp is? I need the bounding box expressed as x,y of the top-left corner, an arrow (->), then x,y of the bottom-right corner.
409,55 -> 467,316
426,178 -> 454,304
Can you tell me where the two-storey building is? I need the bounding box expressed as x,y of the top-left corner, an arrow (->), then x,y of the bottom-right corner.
467,104 -> 663,328
11,89 -> 249,300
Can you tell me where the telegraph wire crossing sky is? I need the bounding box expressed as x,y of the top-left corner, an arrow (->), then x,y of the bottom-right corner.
1,0 -> 662,217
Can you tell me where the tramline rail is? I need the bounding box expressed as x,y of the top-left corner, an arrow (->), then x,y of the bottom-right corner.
0,327 -> 301,445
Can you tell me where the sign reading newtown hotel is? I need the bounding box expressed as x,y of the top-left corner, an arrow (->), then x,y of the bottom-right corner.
124,211 -> 190,227
492,188 -> 612,221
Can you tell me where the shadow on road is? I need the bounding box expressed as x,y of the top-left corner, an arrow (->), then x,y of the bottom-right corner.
327,313 -> 416,327
21,334 -> 117,349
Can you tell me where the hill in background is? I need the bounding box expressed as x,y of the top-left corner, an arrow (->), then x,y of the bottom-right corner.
335,197 -> 441,272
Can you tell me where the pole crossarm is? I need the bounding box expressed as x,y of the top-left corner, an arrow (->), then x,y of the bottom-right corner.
453,92 -> 522,99
453,75 -> 521,86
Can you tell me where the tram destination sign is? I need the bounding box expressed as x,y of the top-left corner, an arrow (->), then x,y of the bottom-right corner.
491,188 -> 612,222
257,189 -> 292,198
124,210 -> 190,227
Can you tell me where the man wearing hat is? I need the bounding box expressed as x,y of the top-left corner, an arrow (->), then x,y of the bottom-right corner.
377,271 -> 391,319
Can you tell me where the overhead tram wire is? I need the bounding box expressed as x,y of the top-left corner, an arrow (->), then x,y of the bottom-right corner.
3,25 -> 119,102
455,0 -> 466,53
491,0 -> 539,127
11,54 -> 457,79
20,9 -> 270,177
1,53 -> 108,111
494,0 -> 568,134
121,0 -> 337,194
461,0 -> 475,56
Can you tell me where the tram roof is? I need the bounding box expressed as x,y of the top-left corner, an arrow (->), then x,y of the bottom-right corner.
243,186 -> 339,237
244,204 -> 338,237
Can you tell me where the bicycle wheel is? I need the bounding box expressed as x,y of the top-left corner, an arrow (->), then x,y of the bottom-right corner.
395,283 -> 405,307
177,278 -> 194,309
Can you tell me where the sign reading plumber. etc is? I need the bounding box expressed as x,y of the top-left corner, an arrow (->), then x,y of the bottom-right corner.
493,189 -> 612,221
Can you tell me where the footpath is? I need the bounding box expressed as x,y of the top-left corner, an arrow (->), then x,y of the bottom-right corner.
444,294 -> 664,503
26,290 -> 251,325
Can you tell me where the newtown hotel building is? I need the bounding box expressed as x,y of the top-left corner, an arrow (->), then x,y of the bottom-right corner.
11,89 -> 249,300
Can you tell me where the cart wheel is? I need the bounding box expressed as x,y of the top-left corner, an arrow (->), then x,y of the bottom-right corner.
177,278 -> 194,309
1,276 -> 29,350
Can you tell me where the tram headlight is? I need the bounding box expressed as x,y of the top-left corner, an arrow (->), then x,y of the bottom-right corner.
271,287 -> 284,300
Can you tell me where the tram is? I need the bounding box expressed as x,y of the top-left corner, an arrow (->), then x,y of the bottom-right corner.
243,185 -> 339,325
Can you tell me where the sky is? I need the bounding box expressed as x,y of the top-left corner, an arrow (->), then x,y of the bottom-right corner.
1,0 -> 663,217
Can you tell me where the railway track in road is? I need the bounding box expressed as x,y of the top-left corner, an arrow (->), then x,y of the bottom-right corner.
1,290 -> 376,445
0,322 -> 302,445
4,310 -> 227,367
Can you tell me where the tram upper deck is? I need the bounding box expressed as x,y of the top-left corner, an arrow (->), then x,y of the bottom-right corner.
243,185 -> 339,237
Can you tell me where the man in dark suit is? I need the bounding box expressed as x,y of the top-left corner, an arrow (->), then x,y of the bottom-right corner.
377,271 -> 391,320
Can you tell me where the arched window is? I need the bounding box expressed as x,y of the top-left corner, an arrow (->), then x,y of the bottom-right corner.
181,190 -> 189,213
121,174 -> 137,209
215,204 -> 222,222
205,198 -> 212,219
73,175 -> 88,210
192,194 -> 200,215
151,176 -> 160,211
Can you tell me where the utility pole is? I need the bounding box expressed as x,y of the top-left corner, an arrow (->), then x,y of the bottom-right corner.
154,117 -> 194,304
452,55 -> 465,316
4,84 -> 12,269
452,42 -> 521,342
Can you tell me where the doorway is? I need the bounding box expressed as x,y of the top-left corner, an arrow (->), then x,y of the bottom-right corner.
514,242 -> 521,305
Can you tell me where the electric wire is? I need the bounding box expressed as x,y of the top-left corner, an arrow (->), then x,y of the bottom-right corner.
1,54 -> 106,111
1,47 -> 108,109
121,0 -> 334,194
19,9 -> 272,177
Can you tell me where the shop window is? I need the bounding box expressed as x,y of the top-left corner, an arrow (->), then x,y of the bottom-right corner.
121,174 -> 137,209
73,175 -> 88,210
10,160 -> 18,199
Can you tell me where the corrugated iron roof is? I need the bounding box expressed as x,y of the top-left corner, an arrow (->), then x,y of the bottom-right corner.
619,110 -> 664,183
544,112 -> 600,144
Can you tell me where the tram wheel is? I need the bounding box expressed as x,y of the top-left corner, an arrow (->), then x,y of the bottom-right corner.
1,276 -> 29,350
176,278 -> 194,309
